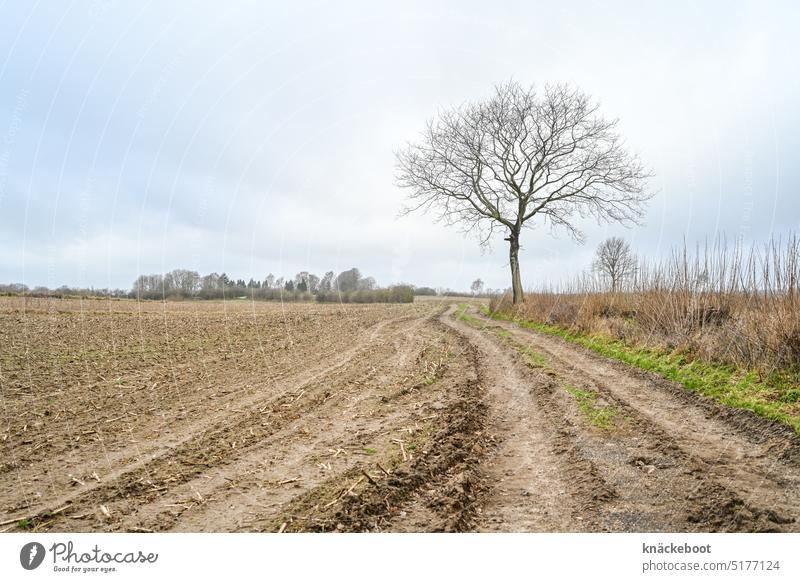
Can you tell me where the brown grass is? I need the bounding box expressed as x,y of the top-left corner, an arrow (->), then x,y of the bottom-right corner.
492,235 -> 800,376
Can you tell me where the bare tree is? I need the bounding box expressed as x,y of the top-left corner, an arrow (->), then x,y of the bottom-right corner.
319,271 -> 334,292
357,276 -> 377,291
307,273 -> 320,293
164,269 -> 199,296
593,236 -> 637,292
202,272 -> 221,290
396,81 -> 652,303
470,278 -> 484,295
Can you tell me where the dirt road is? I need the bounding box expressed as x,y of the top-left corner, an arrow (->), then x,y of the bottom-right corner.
1,298 -> 798,532
446,304 -> 800,532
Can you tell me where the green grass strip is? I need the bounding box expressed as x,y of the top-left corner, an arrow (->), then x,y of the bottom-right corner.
564,385 -> 617,430
456,303 -> 482,326
481,306 -> 800,433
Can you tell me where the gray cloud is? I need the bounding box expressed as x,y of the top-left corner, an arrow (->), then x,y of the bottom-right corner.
1,0 -> 798,291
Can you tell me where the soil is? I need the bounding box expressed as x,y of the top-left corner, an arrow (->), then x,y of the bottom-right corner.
1,297 -> 798,532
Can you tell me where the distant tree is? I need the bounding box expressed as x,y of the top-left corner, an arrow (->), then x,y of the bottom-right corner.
307,273 -> 320,293
294,271 -> 312,293
132,274 -> 164,297
0,283 -> 29,294
274,277 -> 284,290
162,273 -> 175,294
319,271 -> 334,292
284,279 -> 295,292
132,275 -> 148,296
470,278 -> 485,296
164,269 -> 199,296
396,81 -> 652,304
593,236 -> 637,292
357,276 -> 376,291
263,273 -> 275,289
334,268 -> 361,292
202,272 -> 221,290
413,286 -> 438,296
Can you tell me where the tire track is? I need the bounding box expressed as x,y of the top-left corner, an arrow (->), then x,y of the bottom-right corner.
305,316 -> 489,533
470,306 -> 800,531
442,305 -> 610,531
134,311 -> 450,532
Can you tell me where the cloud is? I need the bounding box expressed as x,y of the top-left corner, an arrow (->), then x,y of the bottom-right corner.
1,0 -> 798,292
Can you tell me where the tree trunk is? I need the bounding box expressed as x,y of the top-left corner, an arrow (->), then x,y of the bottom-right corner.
508,231 -> 524,304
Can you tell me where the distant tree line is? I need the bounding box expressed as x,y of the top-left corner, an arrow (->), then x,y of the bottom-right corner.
413,278 -> 498,298
1,270 -> 498,302
128,267 -> 417,303
0,283 -> 129,298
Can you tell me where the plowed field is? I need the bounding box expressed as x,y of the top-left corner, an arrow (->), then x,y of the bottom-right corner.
1,298 -> 798,532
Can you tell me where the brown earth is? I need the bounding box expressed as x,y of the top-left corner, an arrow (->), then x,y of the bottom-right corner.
0,297 -> 798,532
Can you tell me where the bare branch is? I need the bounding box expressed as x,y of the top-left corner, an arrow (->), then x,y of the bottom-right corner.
395,80 -> 654,302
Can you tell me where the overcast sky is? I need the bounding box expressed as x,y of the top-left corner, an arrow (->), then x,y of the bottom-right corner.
1,0 -> 798,291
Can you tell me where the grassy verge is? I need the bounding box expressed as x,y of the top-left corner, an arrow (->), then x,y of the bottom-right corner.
482,306 -> 800,433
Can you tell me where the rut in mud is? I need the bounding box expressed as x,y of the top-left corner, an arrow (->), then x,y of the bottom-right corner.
451,304 -> 800,532
1,298 -> 798,532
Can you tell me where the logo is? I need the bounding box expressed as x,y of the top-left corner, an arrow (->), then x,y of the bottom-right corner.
20,542 -> 46,570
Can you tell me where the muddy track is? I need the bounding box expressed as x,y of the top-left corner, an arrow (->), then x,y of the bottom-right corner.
231,315 -> 489,533
308,334 -> 488,533
440,306 -> 600,531
459,305 -> 800,532
3,299 -> 798,533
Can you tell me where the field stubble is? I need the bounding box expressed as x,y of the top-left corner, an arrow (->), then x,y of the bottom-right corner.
0,297 -> 486,532
1,296 -> 799,533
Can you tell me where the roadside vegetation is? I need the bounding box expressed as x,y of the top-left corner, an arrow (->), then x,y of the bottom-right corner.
488,235 -> 800,432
